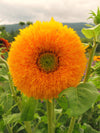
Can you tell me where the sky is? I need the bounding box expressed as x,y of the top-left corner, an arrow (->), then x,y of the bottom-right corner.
0,0 -> 100,24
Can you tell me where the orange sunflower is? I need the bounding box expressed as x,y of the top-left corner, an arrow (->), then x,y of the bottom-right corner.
8,18 -> 87,99
0,38 -> 10,52
93,56 -> 100,61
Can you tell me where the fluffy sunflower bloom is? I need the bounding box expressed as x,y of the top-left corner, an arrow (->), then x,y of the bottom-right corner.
93,56 -> 100,61
0,38 -> 10,52
8,18 -> 87,99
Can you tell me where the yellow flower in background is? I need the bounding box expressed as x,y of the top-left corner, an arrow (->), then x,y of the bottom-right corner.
93,56 -> 100,61
8,18 -> 87,99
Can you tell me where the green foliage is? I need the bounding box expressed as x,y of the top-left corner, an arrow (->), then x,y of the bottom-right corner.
89,76 -> 100,89
3,113 -> 21,125
0,26 -> 5,31
59,82 -> 99,117
0,119 -> 5,132
0,93 -> 13,112
26,21 -> 33,25
82,24 -> 100,42
89,61 -> 100,89
19,21 -> 25,27
21,97 -> 38,121
0,29 -> 18,42
83,123 -> 99,133
0,22 -> 88,38
57,96 -> 68,111
88,7 -> 100,25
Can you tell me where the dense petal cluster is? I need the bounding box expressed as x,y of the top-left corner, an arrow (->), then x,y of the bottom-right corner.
0,38 -> 10,52
8,18 -> 87,99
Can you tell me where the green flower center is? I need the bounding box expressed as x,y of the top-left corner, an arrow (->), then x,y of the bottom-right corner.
37,52 -> 59,73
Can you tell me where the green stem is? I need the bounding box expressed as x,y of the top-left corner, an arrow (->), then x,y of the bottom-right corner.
84,39 -> 98,82
56,113 -> 63,124
34,121 -> 41,132
0,56 -> 32,133
67,117 -> 76,133
46,100 -> 55,133
6,124 -> 13,133
24,121 -> 32,133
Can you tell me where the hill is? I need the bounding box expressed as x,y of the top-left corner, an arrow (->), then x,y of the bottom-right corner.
0,22 -> 89,38
63,22 -> 88,38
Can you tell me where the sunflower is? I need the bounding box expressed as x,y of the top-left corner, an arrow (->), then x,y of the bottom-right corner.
8,18 -> 87,99
93,56 -> 100,61
0,38 -> 10,52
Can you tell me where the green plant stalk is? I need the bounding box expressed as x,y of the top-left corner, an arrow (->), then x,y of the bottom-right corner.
46,100 -> 55,133
33,121 -> 41,132
56,113 -> 63,124
24,121 -> 32,133
84,39 -> 98,82
0,56 -> 32,133
67,117 -> 76,133
6,124 -> 13,133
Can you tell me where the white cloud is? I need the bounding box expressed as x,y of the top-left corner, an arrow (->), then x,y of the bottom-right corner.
0,0 -> 100,24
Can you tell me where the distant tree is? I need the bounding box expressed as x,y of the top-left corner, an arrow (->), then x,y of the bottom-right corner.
26,21 -> 33,25
19,21 -> 25,28
0,26 -> 5,31
10,30 -> 19,40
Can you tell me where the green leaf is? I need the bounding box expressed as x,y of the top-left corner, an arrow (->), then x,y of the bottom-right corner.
89,76 -> 100,89
59,82 -> 99,116
0,93 -> 13,112
81,24 -> 100,41
84,123 -> 99,133
0,119 -> 5,132
34,113 -> 41,120
3,113 -> 21,125
97,7 -> 100,16
0,75 -> 8,81
16,125 -> 25,133
0,104 -> 4,116
89,10 -> 96,16
57,96 -> 68,110
21,97 -> 38,121
41,115 -> 47,124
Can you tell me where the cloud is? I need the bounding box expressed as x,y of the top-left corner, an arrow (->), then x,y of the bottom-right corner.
0,0 -> 100,24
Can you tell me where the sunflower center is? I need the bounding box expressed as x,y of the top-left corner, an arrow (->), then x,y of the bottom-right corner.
37,52 -> 59,73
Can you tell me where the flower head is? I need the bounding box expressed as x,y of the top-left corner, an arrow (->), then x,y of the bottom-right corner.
93,56 -> 100,61
0,38 -> 10,52
8,18 -> 87,99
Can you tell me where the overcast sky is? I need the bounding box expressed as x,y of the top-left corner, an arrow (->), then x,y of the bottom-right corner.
0,0 -> 100,24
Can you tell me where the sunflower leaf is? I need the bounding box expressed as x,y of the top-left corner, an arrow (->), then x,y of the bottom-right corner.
21,97 -> 38,121
59,82 -> 99,116
57,96 -> 68,110
81,24 -> 100,41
